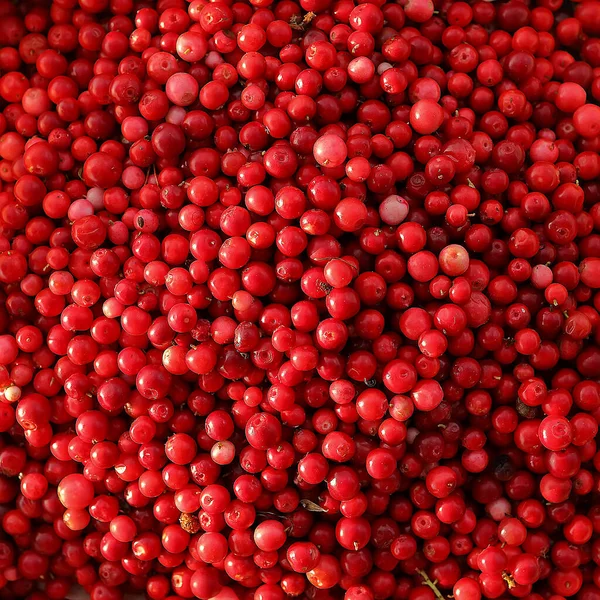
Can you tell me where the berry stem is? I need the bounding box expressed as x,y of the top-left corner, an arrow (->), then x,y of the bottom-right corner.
417,569 -> 447,600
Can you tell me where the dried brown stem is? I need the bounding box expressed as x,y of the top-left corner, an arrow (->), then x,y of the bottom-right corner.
290,11 -> 316,30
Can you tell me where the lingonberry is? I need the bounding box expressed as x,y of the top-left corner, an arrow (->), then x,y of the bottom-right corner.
0,1 -> 599,598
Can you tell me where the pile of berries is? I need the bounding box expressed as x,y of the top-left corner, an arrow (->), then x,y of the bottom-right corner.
0,0 -> 600,599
